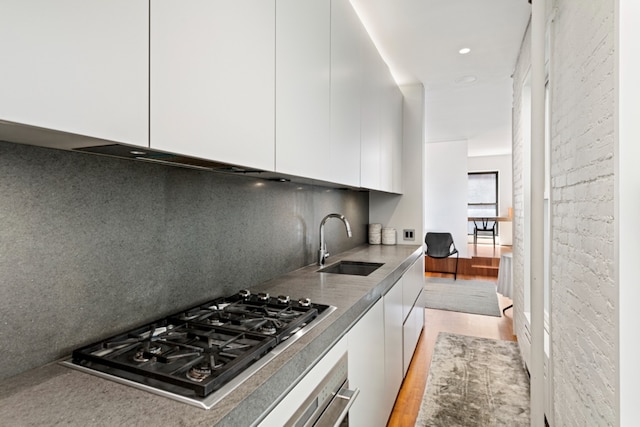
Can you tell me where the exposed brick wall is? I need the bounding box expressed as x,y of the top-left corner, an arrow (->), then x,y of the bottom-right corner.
512,1 -> 617,425
511,19 -> 530,366
549,1 -> 616,425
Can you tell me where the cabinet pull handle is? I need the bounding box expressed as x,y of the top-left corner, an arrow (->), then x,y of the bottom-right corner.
314,386 -> 360,427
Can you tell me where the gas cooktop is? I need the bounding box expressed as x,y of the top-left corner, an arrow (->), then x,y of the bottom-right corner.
61,289 -> 336,409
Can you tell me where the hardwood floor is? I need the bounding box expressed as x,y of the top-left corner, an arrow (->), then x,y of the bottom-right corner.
386,272 -> 516,427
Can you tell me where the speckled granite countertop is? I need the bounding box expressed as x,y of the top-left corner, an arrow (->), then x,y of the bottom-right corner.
0,244 -> 422,426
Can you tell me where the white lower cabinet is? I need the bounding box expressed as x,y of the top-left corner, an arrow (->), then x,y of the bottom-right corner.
402,257 -> 425,375
258,336 -> 348,426
349,256 -> 425,426
402,256 -> 425,321
261,256 -> 424,427
403,289 -> 425,376
348,299 -> 385,427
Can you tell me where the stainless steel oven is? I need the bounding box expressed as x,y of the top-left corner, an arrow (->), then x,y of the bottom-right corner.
284,353 -> 359,427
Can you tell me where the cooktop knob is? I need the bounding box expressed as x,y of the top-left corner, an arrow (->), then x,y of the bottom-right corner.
239,289 -> 251,299
257,292 -> 270,302
277,295 -> 290,304
298,297 -> 311,307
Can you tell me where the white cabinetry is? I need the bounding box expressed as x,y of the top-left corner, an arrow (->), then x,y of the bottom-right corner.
378,70 -> 403,194
383,277 -> 404,419
329,0 -> 363,187
275,0 -> 331,181
402,257 -> 425,375
150,0 -> 275,171
276,0 -> 402,190
359,36 -> 403,193
349,256 -> 425,426
348,299 -> 385,427
359,35 -> 384,191
390,84 -> 404,194
0,0 -> 148,146
0,1 -> 403,191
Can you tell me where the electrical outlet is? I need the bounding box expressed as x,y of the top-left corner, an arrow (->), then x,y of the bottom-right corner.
403,229 -> 415,241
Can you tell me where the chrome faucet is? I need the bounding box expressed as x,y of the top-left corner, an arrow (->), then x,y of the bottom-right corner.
318,213 -> 352,266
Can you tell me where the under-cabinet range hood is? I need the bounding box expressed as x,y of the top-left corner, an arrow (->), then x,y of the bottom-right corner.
0,119 -> 263,174
0,119 -> 361,189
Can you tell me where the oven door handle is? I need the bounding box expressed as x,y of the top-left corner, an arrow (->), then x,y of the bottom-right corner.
314,386 -> 360,427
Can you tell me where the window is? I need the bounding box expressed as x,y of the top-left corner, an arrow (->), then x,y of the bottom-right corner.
467,171 -> 498,234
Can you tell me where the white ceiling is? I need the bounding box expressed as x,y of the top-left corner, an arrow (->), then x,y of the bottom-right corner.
350,0 -> 531,157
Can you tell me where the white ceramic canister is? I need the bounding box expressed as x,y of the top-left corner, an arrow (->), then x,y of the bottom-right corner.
368,223 -> 382,244
381,227 -> 396,245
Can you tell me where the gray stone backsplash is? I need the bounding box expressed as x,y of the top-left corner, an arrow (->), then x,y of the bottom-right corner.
0,141 -> 368,381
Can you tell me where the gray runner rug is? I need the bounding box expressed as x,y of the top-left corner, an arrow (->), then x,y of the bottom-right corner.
416,332 -> 530,426
424,277 -> 501,317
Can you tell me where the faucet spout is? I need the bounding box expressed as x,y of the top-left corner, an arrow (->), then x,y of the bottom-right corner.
318,213 -> 352,266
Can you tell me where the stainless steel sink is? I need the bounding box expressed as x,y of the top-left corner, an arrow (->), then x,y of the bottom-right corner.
317,261 -> 384,276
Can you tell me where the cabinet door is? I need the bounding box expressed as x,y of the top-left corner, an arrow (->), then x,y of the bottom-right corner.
329,0 -> 362,187
348,299 -> 385,427
0,0 -> 148,146
403,257 -> 425,321
151,0 -> 275,171
383,278 -> 404,419
391,84 -> 404,194
359,34 -> 384,190
403,290 -> 424,376
378,68 -> 395,193
275,0 -> 331,180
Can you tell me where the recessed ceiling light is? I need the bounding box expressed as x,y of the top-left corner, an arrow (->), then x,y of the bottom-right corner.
458,47 -> 471,55
454,75 -> 477,84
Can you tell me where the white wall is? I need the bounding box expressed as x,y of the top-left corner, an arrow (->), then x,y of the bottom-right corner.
424,139 -> 468,258
370,84 -> 425,247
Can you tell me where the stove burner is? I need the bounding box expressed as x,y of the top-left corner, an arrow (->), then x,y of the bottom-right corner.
259,323 -> 277,335
187,353 -> 225,382
133,344 -> 163,362
187,364 -> 212,382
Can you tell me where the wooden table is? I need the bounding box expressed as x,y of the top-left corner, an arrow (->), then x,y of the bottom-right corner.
467,216 -> 511,222
468,217 -> 511,247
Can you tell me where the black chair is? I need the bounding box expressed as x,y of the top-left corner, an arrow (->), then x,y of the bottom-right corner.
425,232 -> 459,280
473,219 -> 497,247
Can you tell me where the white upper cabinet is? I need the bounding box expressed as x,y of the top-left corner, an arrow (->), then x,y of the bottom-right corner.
359,34 -> 384,191
358,25 -> 403,194
379,74 -> 403,193
329,0 -> 363,187
391,84 -> 404,194
0,1 -> 401,189
275,0 -> 331,181
150,1 -> 276,171
0,0 -> 149,146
